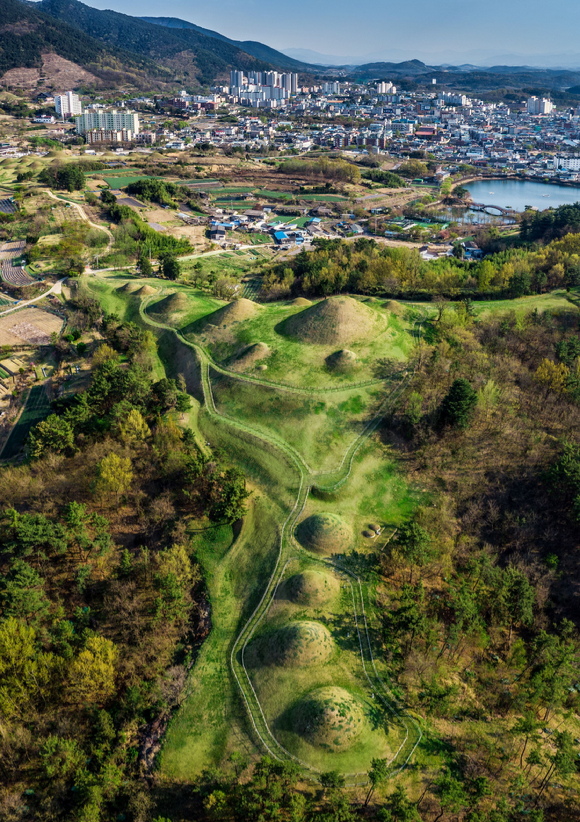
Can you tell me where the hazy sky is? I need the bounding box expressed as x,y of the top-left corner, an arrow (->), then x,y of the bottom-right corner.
83,0 -> 580,57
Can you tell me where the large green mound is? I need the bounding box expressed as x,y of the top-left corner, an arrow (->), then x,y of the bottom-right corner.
228,342 -> 270,372
325,349 -> 358,372
292,687 -> 366,751
117,282 -> 140,294
135,285 -> 157,296
200,298 -> 261,328
248,621 -> 335,667
280,295 -> 383,345
150,292 -> 189,316
285,569 -> 340,606
295,513 -> 351,555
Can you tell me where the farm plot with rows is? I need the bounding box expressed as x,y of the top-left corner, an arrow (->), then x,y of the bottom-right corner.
1,265 -> 35,286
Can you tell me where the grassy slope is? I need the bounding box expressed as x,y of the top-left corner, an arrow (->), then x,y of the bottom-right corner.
160,424 -> 299,778
210,372 -> 384,473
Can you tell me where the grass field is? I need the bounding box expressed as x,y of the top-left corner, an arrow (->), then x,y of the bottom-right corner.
471,289 -> 575,317
102,175 -> 155,188
160,432 -> 300,779
210,372 -> 385,472
2,383 -> 51,460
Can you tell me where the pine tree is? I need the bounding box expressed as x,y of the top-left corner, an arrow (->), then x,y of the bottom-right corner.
439,378 -> 478,430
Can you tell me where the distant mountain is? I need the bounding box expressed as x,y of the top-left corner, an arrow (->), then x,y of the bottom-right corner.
349,60 -> 580,99
283,46 -> 580,70
31,0 -> 290,86
0,0 -> 162,84
141,17 -> 313,72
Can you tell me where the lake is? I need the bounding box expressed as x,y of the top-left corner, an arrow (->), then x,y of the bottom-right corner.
464,179 -> 580,213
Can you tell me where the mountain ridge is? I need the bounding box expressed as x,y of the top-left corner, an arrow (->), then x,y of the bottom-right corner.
140,16 -> 313,72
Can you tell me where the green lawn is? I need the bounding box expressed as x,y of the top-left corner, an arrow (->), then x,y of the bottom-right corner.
210,372 -> 385,473
471,289 -> 575,318
102,175 -> 156,188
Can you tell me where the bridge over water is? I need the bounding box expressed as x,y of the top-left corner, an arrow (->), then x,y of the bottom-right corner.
469,202 -> 516,216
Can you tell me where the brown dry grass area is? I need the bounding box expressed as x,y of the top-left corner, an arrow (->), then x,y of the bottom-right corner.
0,52 -> 99,90
0,307 -> 62,346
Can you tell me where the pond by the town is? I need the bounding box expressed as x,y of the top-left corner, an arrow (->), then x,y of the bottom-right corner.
464,179 -> 580,213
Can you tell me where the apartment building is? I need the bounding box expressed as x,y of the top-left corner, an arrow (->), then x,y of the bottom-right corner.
55,91 -> 82,118
527,96 -> 554,115
85,129 -> 133,144
75,109 -> 140,135
552,155 -> 580,170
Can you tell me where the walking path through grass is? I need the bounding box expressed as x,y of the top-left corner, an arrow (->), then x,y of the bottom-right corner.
135,286 -> 425,782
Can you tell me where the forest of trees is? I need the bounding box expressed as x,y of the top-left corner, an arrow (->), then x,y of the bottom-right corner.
0,298 -> 250,822
261,232 -> 580,299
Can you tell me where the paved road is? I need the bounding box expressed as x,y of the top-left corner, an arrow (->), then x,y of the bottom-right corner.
0,278 -> 67,316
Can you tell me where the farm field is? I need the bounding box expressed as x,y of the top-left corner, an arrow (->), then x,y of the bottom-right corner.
0,307 -> 63,346
1,383 -> 51,460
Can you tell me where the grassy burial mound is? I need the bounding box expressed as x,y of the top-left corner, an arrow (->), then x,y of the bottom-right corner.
228,342 -> 270,372
292,687 -> 366,751
117,282 -> 141,293
198,298 -> 261,330
135,285 -> 157,296
289,297 -> 312,307
295,513 -> 352,555
248,621 -> 335,668
285,568 -> 340,607
149,291 -> 190,320
279,296 -> 384,346
383,300 -> 404,315
325,349 -> 358,373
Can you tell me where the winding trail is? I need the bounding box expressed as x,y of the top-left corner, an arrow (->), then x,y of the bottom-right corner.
134,284 -> 425,784
0,278 -> 67,317
45,190 -> 114,252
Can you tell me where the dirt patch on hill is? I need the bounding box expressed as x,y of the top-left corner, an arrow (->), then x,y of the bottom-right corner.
1,53 -> 100,90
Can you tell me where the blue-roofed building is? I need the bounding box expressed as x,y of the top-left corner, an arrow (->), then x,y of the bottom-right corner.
274,231 -> 289,244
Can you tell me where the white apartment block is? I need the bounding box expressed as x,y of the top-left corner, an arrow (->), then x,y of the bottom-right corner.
527,96 -> 554,115
376,82 -> 396,94
552,156 -> 580,171
229,70 -> 298,96
75,109 -> 140,135
55,91 -> 82,118
323,82 -> 341,94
